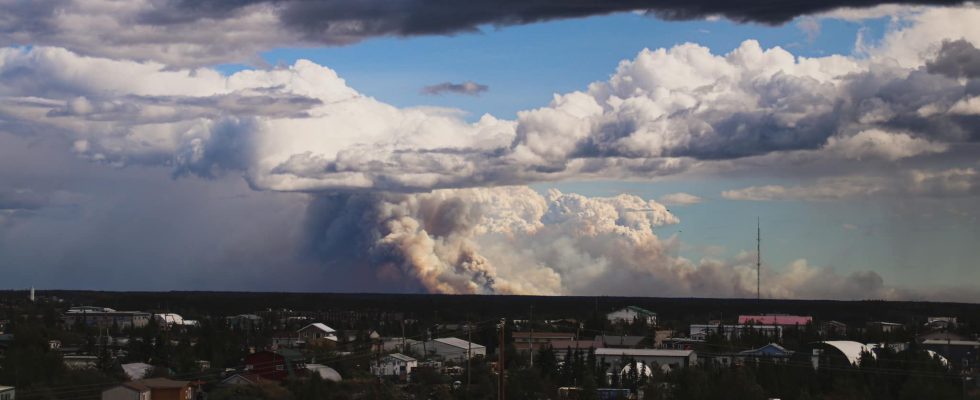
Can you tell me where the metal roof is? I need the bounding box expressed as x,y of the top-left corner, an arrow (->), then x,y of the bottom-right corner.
625,306 -> 657,316
595,348 -> 693,357
738,315 -> 812,325
387,353 -> 417,362
594,335 -> 645,347
820,341 -> 875,365
298,322 -> 336,333
306,364 -> 342,382
434,337 -> 485,350
738,343 -> 793,356
922,339 -> 980,346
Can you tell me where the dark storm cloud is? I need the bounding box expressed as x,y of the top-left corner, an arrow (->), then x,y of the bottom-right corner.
927,39 -> 980,79
420,81 -> 489,96
175,0 -> 967,35
0,0 -> 971,66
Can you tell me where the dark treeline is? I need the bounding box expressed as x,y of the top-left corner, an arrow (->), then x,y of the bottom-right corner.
7,291 -> 979,328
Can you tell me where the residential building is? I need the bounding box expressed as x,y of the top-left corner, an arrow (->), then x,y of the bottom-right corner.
512,331 -> 576,353
817,320 -> 848,338
63,307 -> 150,329
425,337 -> 486,362
606,306 -> 657,326
152,314 -> 198,329
926,317 -> 958,331
297,323 -> 338,344
0,386 -> 13,400
101,378 -> 191,400
689,324 -> 782,341
738,343 -> 794,364
372,353 -> 417,380
593,334 -> 646,348
244,349 -> 306,381
866,321 -> 904,333
738,315 -> 812,327
595,348 -> 697,372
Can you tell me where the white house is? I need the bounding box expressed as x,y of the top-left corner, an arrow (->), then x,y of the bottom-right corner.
372,353 -> 418,379
426,337 -> 486,362
606,306 -> 657,326
297,323 -> 338,344
595,348 -> 697,371
0,386 -> 14,400
152,314 -> 199,328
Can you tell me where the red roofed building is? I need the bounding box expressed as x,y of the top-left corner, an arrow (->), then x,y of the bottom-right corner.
738,315 -> 812,326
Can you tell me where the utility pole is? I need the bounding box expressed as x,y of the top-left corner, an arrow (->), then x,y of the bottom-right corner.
757,217 -> 761,301
467,321 -> 472,394
529,305 -> 534,368
401,319 -> 406,354
498,318 -> 506,400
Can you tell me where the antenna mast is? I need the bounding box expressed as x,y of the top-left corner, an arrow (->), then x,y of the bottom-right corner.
756,217 -> 761,301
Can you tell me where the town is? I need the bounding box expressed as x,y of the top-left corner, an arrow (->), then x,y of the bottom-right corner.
0,290 -> 977,400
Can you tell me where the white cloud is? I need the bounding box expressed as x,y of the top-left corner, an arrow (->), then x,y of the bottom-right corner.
5,7 -> 980,194
722,177 -> 886,201
722,167 -> 979,201
659,192 -> 703,205
823,129 -> 948,161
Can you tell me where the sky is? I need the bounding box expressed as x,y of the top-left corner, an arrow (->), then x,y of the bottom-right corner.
1,0 -> 979,301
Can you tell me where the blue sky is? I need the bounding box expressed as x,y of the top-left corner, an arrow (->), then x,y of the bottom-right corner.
238,14 -> 885,120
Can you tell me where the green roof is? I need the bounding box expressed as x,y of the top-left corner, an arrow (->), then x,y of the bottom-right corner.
625,306 -> 657,316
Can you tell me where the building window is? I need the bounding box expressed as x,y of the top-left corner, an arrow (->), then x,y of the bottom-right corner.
276,364 -> 284,371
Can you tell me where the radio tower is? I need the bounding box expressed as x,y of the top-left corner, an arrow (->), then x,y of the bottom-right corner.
756,217 -> 761,301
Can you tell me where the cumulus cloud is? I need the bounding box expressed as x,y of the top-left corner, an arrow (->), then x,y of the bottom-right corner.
925,39 -> 980,79
659,192 -> 703,205
421,81 -> 489,96
822,129 -> 948,161
4,8 -> 980,194
0,0 -> 969,66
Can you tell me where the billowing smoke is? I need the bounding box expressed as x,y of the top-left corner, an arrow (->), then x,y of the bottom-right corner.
300,185 -> 923,299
